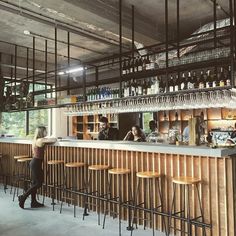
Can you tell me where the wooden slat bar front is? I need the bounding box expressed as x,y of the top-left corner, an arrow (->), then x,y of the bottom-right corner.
0,139 -> 235,236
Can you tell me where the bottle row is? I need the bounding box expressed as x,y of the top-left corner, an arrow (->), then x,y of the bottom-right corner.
122,55 -> 158,75
34,66 -> 232,106
123,66 -> 231,97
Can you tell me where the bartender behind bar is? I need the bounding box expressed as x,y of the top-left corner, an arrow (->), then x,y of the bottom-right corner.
98,116 -> 119,140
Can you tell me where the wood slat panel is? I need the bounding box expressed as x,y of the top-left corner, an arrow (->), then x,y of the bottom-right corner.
0,142 -> 235,236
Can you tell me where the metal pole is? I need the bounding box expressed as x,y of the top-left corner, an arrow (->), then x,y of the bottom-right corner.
45,39 -> 48,98
26,47 -> 29,83
177,0 -> 180,58
14,45 -> 17,102
83,66 -> 86,102
165,0 -> 169,92
213,0 -> 217,48
119,0 -> 122,98
132,5 -> 134,68
67,31 -> 70,95
67,31 -> 70,137
33,37 -> 35,105
229,0 -> 234,87
55,27 -> 58,104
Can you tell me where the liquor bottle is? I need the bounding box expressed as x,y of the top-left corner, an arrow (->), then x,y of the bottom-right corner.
130,58 -> 134,73
219,67 -> 225,87
164,111 -> 168,121
130,79 -> 136,96
205,70 -> 212,88
137,80 -> 143,95
226,66 -> 231,86
187,71 -> 194,89
212,71 -> 217,87
142,57 -> 147,71
191,71 -> 197,89
134,57 -> 139,72
142,80 -> 148,95
122,60 -> 127,75
169,75 -> 174,92
138,57 -> 143,71
180,73 -> 187,90
146,55 -> 151,70
159,77 -> 165,93
174,75 -> 179,92
147,78 -> 152,95
199,71 -> 205,89
154,76 -> 160,94
175,111 -> 178,121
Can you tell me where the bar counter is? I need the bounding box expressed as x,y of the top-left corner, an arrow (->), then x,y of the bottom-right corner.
0,138 -> 235,236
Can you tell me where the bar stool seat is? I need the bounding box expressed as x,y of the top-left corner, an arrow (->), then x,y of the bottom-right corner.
136,171 -> 161,179
83,164 -> 110,225
131,171 -> 166,236
12,157 -> 32,201
17,157 -> 32,163
168,176 -> 206,236
14,155 -> 30,160
109,168 -> 131,175
65,162 -> 86,168
103,167 -> 132,236
60,161 -> 87,217
47,160 -> 64,165
43,159 -> 65,210
88,164 -> 110,171
172,176 -> 201,185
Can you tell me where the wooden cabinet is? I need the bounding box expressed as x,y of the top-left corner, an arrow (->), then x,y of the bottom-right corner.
156,108 -> 236,136
72,113 -> 118,140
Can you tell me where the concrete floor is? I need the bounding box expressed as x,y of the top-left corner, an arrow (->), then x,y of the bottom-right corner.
0,185 -> 167,236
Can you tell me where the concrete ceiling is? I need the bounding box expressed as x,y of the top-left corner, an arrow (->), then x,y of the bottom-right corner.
0,0 -> 230,87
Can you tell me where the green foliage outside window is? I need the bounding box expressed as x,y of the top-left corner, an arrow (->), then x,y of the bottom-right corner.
0,112 -> 26,137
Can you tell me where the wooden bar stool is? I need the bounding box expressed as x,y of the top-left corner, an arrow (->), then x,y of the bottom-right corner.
12,157 -> 32,201
131,171 -> 167,236
60,161 -> 87,217
11,155 -> 31,199
83,164 -> 110,225
168,176 -> 206,236
43,159 -> 64,211
103,168 -> 132,236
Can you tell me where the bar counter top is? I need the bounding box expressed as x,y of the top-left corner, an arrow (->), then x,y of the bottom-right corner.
1,138 -> 236,157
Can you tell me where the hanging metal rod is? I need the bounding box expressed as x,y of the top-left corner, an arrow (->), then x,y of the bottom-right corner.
24,31 -> 110,56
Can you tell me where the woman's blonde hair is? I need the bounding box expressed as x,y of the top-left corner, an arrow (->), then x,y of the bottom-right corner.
32,126 -> 47,149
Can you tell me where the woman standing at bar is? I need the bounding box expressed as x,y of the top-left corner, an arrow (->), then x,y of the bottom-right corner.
123,125 -> 146,142
18,126 -> 56,209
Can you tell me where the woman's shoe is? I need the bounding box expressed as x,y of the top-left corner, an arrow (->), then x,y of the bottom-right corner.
31,201 -> 44,208
18,195 -> 25,209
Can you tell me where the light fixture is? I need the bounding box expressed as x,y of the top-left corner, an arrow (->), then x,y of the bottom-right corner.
23,30 -> 31,35
58,67 -> 85,76
65,67 -> 84,74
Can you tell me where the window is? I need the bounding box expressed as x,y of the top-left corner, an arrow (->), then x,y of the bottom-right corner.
142,112 -> 154,134
28,109 -> 50,136
0,112 -> 26,137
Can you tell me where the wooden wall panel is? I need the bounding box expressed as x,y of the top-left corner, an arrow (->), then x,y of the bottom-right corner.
0,142 -> 235,236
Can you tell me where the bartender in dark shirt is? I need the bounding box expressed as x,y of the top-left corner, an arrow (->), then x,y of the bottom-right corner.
98,116 -> 119,140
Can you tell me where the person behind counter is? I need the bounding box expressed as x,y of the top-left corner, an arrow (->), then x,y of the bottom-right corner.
123,125 -> 146,142
146,120 -> 163,142
18,126 -> 57,209
226,122 -> 236,144
98,116 -> 119,140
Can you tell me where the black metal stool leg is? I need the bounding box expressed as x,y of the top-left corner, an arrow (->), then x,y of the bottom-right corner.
196,184 -> 206,236
168,183 -> 176,236
83,170 -> 92,219
187,185 -> 192,236
60,166 -> 67,214
131,178 -> 141,236
127,173 -> 134,231
103,174 -> 112,229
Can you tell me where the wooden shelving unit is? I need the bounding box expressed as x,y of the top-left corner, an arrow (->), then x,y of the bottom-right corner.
156,108 -> 236,136
72,113 -> 119,140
